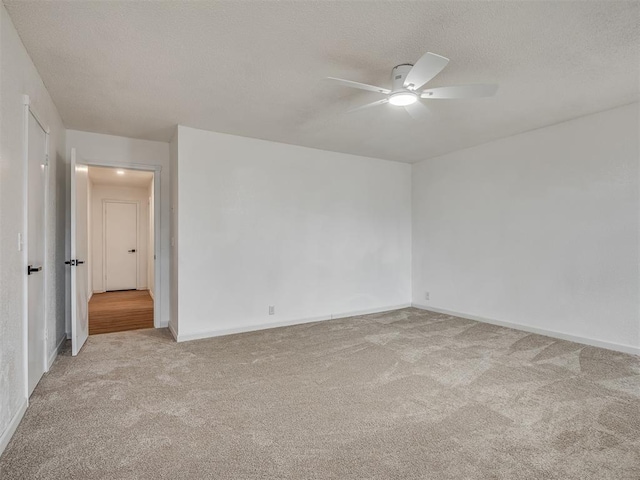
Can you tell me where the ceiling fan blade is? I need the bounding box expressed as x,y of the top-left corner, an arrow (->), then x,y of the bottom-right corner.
404,101 -> 432,121
346,98 -> 389,113
403,52 -> 449,91
421,84 -> 499,99
327,77 -> 390,95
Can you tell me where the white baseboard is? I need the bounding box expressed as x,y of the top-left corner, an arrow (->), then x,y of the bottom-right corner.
331,303 -> 411,320
176,303 -> 411,343
167,322 -> 178,341
88,292 -> 93,302
47,334 -> 66,371
0,398 -> 28,457
412,303 -> 640,356
149,289 -> 154,300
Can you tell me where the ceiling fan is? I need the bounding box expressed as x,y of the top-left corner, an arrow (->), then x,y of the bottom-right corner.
327,52 -> 498,119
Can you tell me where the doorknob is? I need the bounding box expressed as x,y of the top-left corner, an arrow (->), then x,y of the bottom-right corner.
128,249 -> 136,253
27,265 -> 42,275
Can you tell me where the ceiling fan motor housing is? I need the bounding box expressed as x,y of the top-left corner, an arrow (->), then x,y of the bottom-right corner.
391,64 -> 414,91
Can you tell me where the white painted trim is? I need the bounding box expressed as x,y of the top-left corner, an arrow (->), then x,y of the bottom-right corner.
23,99 -> 50,399
168,321 -> 178,341
152,171 -> 160,328
42,122 -> 50,378
78,161 -> 162,328
149,289 -> 154,300
411,303 -> 640,356
331,303 -> 412,320
88,291 -> 93,302
176,304 -> 411,343
47,334 -> 66,371
22,94 -> 50,134
22,96 -> 30,398
0,398 -> 28,457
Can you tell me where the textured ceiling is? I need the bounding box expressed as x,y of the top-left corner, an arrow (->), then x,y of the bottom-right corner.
88,166 -> 153,188
5,1 -> 639,163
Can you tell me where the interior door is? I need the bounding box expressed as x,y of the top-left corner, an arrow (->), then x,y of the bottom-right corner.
70,148 -> 89,356
105,201 -> 138,291
27,111 -> 47,395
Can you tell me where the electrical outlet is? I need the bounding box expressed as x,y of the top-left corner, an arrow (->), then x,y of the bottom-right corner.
425,292 -> 430,301
269,305 -> 275,315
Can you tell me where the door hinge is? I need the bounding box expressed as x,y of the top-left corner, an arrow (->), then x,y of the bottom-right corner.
45,154 -> 49,166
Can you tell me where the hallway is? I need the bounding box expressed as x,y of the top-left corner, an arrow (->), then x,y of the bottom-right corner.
89,290 -> 154,334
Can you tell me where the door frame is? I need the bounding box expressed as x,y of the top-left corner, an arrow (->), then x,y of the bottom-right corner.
22,95 -> 50,398
79,161 -> 162,328
102,199 -> 140,292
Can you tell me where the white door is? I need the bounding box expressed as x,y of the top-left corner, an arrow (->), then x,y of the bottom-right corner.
105,202 -> 138,291
70,148 -> 89,356
27,112 -> 47,395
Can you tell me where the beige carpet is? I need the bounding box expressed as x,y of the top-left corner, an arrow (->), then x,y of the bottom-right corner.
1,308 -> 639,479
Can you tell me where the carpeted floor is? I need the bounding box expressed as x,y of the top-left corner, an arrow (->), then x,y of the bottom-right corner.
1,308 -> 639,479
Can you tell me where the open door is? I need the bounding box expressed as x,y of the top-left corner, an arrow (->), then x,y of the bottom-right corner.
70,148 -> 89,355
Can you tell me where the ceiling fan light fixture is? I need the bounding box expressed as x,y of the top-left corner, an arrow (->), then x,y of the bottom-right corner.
328,51 -> 498,117
388,92 -> 418,106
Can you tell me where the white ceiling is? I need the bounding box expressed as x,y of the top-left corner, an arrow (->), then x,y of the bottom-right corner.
88,166 -> 153,188
5,1 -> 639,163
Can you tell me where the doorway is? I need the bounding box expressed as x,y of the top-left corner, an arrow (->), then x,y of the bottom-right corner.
86,166 -> 155,335
25,106 -> 48,395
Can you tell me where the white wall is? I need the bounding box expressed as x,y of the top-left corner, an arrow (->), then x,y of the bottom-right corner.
412,103 -> 640,354
0,4 -> 66,453
66,130 -> 170,327
90,184 -> 150,292
174,126 -> 412,340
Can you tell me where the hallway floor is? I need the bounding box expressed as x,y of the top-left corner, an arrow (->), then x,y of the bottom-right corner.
89,290 -> 154,335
